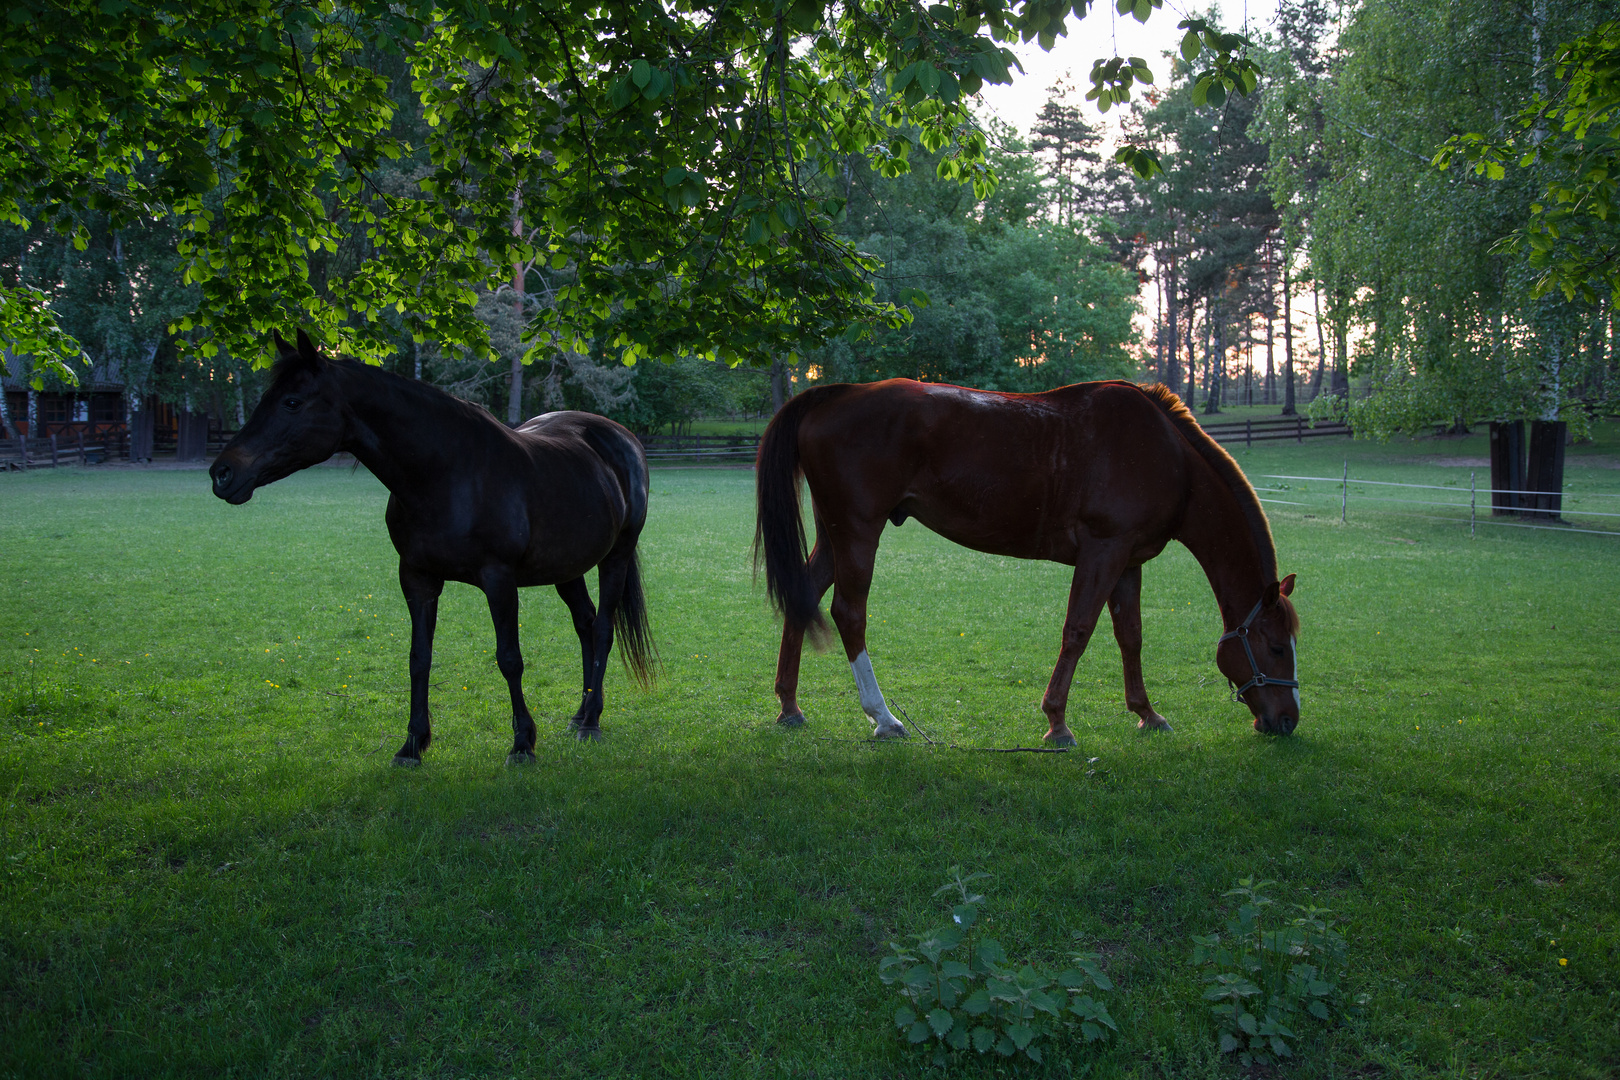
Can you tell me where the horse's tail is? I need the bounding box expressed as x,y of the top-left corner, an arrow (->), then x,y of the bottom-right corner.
754,385 -> 853,644
613,544 -> 658,690
587,417 -> 659,690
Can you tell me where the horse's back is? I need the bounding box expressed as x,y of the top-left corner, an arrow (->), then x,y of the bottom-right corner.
793,379 -> 1189,562
514,411 -> 649,533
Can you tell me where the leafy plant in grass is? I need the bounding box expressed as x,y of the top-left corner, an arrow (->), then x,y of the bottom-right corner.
1191,878 -> 1346,1068
879,867 -> 1118,1066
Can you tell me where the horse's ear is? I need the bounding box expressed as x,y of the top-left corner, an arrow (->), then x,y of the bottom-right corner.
1263,579 -> 1280,607
295,329 -> 323,365
273,330 -> 295,356
1279,573 -> 1296,598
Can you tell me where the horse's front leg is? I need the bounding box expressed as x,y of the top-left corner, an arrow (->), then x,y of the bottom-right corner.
555,576 -> 601,739
1108,565 -> 1172,732
396,566 -> 444,766
827,528 -> 906,739
775,532 -> 835,727
482,566 -> 538,763
1041,548 -> 1131,747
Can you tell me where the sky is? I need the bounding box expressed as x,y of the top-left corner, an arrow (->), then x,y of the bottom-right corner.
972,0 -> 1284,138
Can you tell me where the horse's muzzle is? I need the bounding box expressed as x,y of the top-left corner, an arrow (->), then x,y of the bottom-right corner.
210,459 -> 255,504
1254,712 -> 1299,736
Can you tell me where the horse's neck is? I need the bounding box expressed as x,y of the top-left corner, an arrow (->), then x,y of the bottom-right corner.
334,364 -> 478,493
1177,467 -> 1271,630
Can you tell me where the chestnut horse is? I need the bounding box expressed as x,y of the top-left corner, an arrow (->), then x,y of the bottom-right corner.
755,379 -> 1300,743
211,331 -> 655,765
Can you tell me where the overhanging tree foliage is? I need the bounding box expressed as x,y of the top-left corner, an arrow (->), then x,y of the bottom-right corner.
1,0 -> 1261,383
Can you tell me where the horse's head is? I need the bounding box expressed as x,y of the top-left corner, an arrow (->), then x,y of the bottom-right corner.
1216,573 -> 1300,735
210,330 -> 346,504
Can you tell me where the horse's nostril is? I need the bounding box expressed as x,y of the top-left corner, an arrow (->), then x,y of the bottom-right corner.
214,464 -> 232,486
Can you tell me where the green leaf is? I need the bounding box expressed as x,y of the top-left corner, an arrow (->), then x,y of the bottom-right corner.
907,1020 -> 931,1043
1181,30 -> 1201,61
971,1026 -> 995,1052
630,59 -> 651,88
927,1008 -> 954,1038
894,1006 -> 917,1029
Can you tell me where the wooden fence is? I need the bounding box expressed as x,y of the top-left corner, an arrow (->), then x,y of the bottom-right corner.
1198,415 -> 1351,447
633,414 -> 1352,462
6,413 -> 1351,470
2,430 -> 126,469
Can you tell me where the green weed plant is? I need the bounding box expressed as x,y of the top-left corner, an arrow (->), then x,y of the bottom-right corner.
1192,877 -> 1347,1068
880,867 -> 1118,1066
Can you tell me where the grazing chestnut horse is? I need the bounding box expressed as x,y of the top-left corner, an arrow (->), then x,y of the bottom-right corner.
755,380 -> 1300,743
210,331 -> 655,764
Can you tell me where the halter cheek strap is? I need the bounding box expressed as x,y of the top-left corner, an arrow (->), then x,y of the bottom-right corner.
1218,600 -> 1299,700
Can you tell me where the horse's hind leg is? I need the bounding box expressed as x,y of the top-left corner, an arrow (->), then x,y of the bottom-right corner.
775,532 -> 834,727
1041,546 -> 1132,747
555,576 -> 600,737
1107,566 -> 1172,732
827,529 -> 907,739
481,567 -> 539,762
395,566 -> 444,766
570,552 -> 636,740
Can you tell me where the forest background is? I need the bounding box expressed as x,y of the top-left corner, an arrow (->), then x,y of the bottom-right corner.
1,0 -> 1616,443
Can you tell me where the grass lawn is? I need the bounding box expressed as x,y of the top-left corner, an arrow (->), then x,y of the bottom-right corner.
2,427 -> 1617,1078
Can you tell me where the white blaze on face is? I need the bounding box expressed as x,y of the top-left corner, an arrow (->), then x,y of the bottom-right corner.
1289,636 -> 1301,712
850,650 -> 906,736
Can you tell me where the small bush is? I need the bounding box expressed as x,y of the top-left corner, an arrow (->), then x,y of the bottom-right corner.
1191,877 -> 1347,1068
879,867 -> 1118,1067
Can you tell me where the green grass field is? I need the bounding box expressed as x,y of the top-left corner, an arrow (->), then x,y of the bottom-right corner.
2,429 -> 1617,1078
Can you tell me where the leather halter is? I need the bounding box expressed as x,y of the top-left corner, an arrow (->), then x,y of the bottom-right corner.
1218,599 -> 1299,700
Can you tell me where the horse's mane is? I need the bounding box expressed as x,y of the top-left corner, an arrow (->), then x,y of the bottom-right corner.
268,348 -> 499,428
1140,383 -> 1297,633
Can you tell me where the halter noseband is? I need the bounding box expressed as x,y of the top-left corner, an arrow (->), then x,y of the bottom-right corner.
1218,599 -> 1299,701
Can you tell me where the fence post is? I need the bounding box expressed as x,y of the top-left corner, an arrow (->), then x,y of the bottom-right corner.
50,433 -> 58,466
1297,416 -> 1303,444
77,430 -> 85,465
1470,471 -> 1476,538
1341,460 -> 1348,524
1246,418 -> 1252,449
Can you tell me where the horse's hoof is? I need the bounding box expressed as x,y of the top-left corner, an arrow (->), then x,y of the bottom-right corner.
872,723 -> 908,740
392,754 -> 422,768
1138,713 -> 1174,733
1044,730 -> 1078,748
573,726 -> 602,742
777,712 -> 807,728
506,751 -> 536,766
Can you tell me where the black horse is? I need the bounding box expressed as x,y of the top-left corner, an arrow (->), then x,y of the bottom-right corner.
210,330 -> 655,764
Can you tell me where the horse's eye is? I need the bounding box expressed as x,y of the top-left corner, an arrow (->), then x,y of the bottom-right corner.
283,397 -> 302,412
1269,644 -> 1287,657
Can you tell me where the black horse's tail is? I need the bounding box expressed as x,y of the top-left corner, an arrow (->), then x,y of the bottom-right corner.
754,385 -> 853,644
613,545 -> 657,689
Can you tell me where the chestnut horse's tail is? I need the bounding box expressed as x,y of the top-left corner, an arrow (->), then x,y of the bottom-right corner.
754,385 -> 855,642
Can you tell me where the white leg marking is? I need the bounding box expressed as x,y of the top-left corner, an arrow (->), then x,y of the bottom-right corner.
1290,637 -> 1301,712
850,650 -> 907,737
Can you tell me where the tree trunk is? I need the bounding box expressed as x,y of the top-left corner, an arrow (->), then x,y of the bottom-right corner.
1185,299 -> 1199,406
507,196 -> 526,427
1282,262 -> 1297,415
1164,244 -> 1181,392
0,353 -> 17,441
1309,284 -> 1327,401
1264,304 -> 1275,407
129,395 -> 154,462
1203,302 -> 1223,415
769,356 -> 788,413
